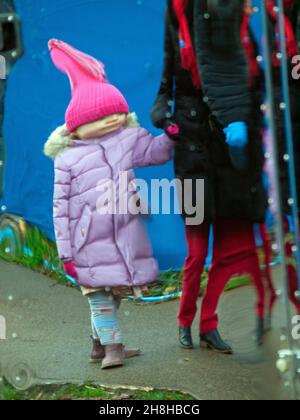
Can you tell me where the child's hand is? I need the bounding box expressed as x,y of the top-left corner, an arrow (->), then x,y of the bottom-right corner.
62,260 -> 78,279
166,123 -> 180,136
164,120 -> 181,141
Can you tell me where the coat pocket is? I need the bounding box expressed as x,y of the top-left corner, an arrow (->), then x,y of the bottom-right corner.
175,143 -> 212,175
73,205 -> 93,253
174,96 -> 207,134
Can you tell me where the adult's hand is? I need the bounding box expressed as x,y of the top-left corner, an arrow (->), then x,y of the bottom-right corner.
223,122 -> 249,171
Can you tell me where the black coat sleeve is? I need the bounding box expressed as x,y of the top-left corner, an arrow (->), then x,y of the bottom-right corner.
292,0 -> 300,40
151,9 -> 175,129
193,0 -> 251,127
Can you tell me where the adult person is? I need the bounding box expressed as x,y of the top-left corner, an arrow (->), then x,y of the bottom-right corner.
151,0 -> 267,353
246,0 -> 300,314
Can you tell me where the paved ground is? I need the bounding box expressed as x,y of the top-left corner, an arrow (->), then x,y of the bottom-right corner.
0,260 -> 296,400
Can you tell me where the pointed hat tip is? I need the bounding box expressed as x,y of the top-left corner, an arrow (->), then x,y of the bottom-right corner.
48,39 -> 59,51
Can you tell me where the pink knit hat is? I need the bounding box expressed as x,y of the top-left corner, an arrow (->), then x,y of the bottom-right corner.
48,39 -> 130,132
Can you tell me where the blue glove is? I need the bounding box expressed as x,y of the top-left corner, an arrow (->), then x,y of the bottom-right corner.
223,122 -> 249,171
224,122 -> 248,148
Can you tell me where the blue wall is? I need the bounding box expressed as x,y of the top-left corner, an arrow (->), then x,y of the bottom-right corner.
0,1 -> 263,270
0,0 -> 187,270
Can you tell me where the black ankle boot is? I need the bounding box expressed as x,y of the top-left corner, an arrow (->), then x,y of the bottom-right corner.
264,311 -> 272,333
179,326 -> 194,349
256,316 -> 265,346
200,329 -> 233,354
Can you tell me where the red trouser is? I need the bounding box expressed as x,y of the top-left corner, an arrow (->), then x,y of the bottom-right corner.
284,218 -> 300,314
259,223 -> 278,312
178,220 -> 265,334
261,219 -> 300,314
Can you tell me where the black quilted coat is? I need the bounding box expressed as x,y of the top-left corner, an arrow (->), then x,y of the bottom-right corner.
267,1 -> 300,213
151,0 -> 267,223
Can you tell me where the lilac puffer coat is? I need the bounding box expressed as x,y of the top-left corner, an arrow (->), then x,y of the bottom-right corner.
51,126 -> 174,288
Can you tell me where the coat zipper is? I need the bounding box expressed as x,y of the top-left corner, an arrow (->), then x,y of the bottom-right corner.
75,179 -> 93,278
98,144 -> 134,284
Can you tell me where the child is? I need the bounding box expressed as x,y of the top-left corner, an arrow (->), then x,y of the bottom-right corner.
44,39 -> 178,369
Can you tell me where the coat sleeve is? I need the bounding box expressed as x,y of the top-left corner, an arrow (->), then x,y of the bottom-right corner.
150,8 -> 175,129
132,127 -> 174,168
53,155 -> 72,260
291,0 -> 300,35
193,0 -> 251,127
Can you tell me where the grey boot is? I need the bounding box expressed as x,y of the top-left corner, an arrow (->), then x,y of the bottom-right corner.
89,337 -> 105,363
90,337 -> 141,364
101,344 -> 125,369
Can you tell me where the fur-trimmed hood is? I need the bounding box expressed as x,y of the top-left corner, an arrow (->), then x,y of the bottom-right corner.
44,124 -> 71,159
44,113 -> 140,159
